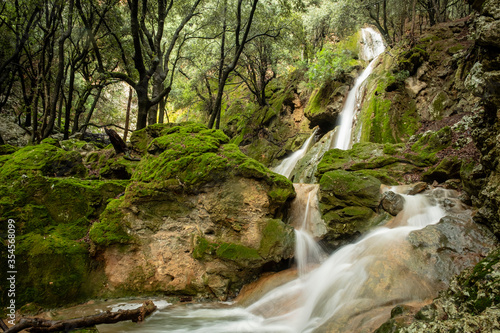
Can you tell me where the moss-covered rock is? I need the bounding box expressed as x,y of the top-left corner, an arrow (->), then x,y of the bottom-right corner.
0,143 -> 87,182
405,127 -> 453,166
192,219 -> 295,267
356,61 -> 420,145
316,142 -> 416,185
398,47 -> 429,75
304,81 -> 347,130
319,170 -> 381,208
317,169 -> 387,246
0,175 -> 127,309
99,156 -> 139,180
89,123 -> 296,301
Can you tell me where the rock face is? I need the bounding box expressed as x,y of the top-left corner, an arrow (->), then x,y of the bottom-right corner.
90,123 -> 296,300
376,241 -> 500,333
469,0 -> 500,239
304,81 -> 351,130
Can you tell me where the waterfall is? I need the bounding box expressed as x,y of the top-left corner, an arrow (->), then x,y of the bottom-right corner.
96,28 -> 465,333
290,184 -> 327,276
292,28 -> 385,183
333,27 -> 385,150
272,129 -> 318,179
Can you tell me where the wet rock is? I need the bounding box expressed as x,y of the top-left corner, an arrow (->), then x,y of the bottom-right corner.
318,169 -> 389,246
316,142 -> 417,185
381,191 -> 405,216
407,182 -> 428,195
408,214 -> 497,283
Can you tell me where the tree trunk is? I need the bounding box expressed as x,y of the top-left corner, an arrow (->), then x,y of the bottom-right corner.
123,87 -> 133,141
43,0 -> 74,138
64,66 -> 76,139
4,301 -> 156,333
137,98 -> 150,130
105,127 -> 127,154
80,86 -> 103,134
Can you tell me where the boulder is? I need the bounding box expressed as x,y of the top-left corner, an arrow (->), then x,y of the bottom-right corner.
376,220 -> 499,332
89,123 -> 296,300
318,169 -> 387,246
381,191 -> 406,216
304,82 -> 349,130
475,0 -> 500,48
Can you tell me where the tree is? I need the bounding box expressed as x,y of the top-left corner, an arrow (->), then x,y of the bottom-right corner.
208,0 -> 276,129
0,0 -> 42,110
235,38 -> 277,107
84,0 -> 203,130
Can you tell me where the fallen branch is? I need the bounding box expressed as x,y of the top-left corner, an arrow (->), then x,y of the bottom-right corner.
4,300 -> 157,333
79,122 -> 128,131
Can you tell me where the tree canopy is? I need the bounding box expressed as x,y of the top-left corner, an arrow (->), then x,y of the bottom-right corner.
0,0 -> 472,139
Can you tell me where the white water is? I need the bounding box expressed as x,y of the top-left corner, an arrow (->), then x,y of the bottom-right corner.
272,129 -> 318,179
98,188 -> 450,333
290,184 -> 327,276
333,27 -> 385,150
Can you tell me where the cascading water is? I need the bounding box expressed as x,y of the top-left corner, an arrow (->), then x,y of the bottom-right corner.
271,129 -> 318,179
333,27 -> 385,150
96,28 -> 486,333
98,187 -> 461,333
292,27 -> 385,183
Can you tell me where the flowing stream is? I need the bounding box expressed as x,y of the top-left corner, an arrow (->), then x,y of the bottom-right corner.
97,28 -> 462,333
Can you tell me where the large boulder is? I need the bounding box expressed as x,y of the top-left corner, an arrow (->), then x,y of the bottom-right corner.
90,123 -> 296,300
475,0 -> 500,48
318,168 -> 385,246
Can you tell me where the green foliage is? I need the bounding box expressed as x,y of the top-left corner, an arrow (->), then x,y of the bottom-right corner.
307,33 -> 360,87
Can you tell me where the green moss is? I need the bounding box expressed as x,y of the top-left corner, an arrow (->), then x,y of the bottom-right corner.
447,44 -> 464,55
15,232 -> 90,307
355,169 -> 400,186
453,248 -> 500,314
304,81 -> 343,117
259,219 -> 294,258
40,137 -> 61,147
406,127 -> 452,166
0,143 -> 87,182
316,149 -> 352,174
319,170 -> 381,208
0,144 -> 19,155
132,127 -> 294,205
192,236 -> 261,264
100,156 -> 139,180
422,156 -> 462,183
89,197 -> 132,247
60,138 -> 94,151
216,243 -> 261,261
398,47 -> 429,75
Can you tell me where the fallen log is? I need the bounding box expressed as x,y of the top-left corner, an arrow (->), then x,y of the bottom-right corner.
3,300 -> 156,333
